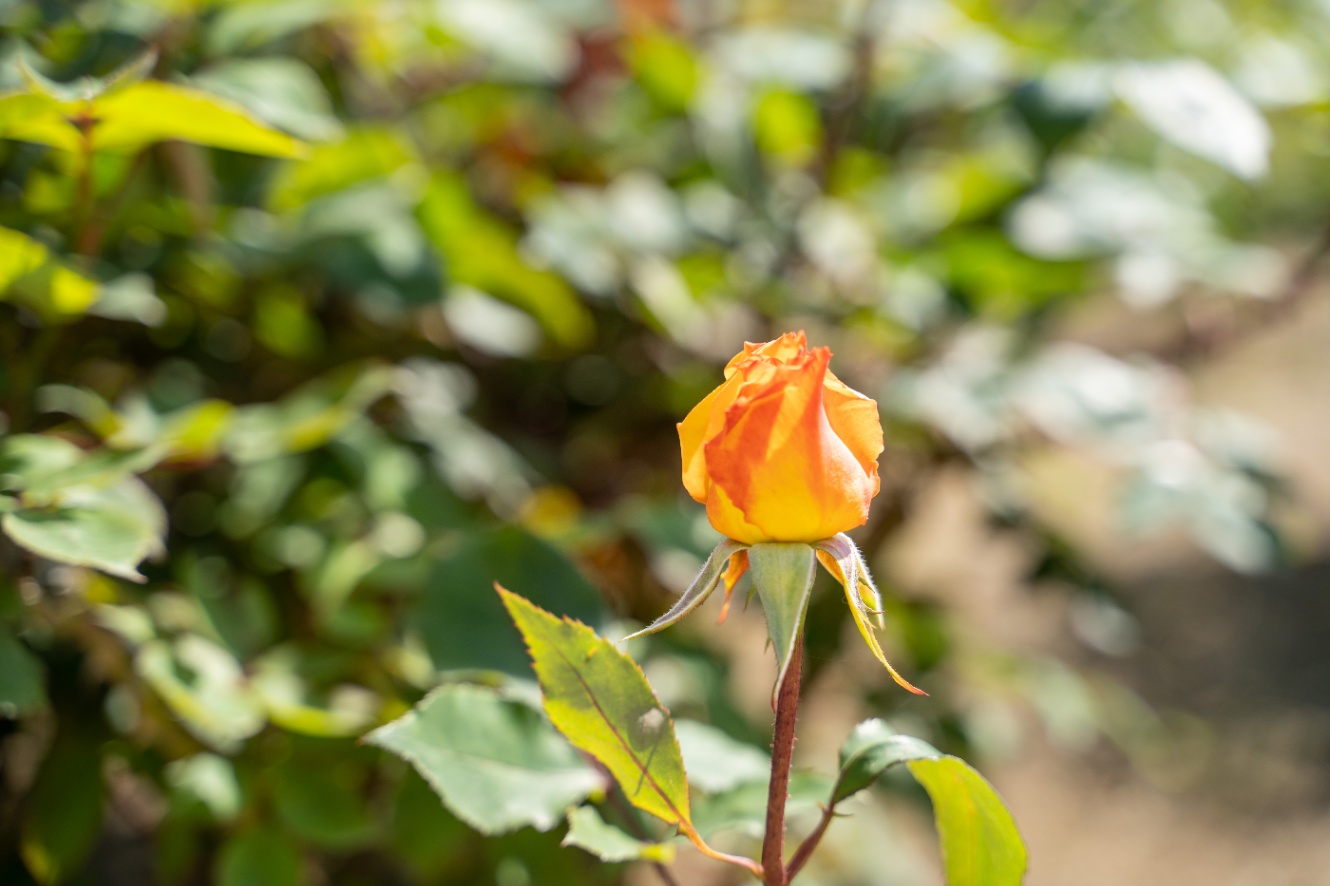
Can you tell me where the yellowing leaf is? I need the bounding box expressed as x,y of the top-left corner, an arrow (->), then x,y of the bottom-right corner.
908,757 -> 1028,886
498,587 -> 691,827
0,227 -> 99,317
0,81 -> 304,157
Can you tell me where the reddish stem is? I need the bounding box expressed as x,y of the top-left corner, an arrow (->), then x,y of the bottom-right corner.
762,636 -> 804,886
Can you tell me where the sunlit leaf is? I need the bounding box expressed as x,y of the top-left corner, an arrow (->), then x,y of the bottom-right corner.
0,227 -> 99,318
907,757 -> 1028,886
1117,59 -> 1270,180
499,588 -> 692,828
365,683 -> 601,835
0,80 -> 305,156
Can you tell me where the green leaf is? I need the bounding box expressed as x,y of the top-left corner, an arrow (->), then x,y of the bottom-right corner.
3,496 -> 157,582
832,719 -> 942,803
0,227 -> 100,318
189,57 -> 342,142
907,757 -> 1028,886
136,636 -> 266,752
1117,59 -> 1270,180
562,805 -> 676,864
215,829 -> 303,886
0,627 -> 47,717
674,719 -> 769,794
365,683 -> 601,835
498,588 -> 692,828
272,762 -> 377,848
0,80 -> 304,156
416,526 -> 605,676
691,770 -> 831,840
19,735 -> 104,884
418,173 -> 595,348
748,542 -> 817,701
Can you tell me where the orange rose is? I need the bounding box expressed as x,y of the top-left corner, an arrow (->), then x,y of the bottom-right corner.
678,332 -> 884,544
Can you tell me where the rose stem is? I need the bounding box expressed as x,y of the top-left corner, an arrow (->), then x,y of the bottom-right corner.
762,635 -> 804,886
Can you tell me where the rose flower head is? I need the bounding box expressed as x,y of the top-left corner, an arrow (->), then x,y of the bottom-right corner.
625,332 -> 924,697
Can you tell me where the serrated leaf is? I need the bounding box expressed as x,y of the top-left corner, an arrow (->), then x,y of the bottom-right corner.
907,757 -> 1028,886
832,719 -> 941,803
562,806 -> 676,863
498,588 -> 692,828
365,683 -> 601,835
0,628 -> 47,717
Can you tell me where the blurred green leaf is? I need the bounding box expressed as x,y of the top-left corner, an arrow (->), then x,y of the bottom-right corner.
1117,59 -> 1270,180
907,756 -> 1028,886
419,173 -> 593,348
562,806 -> 676,864
191,57 -> 342,142
690,770 -> 831,840
0,627 -> 47,717
215,828 -> 303,886
273,761 -> 377,848
366,683 -> 601,835
0,80 -> 304,156
136,636 -> 265,751
0,226 -> 99,318
19,736 -> 103,884
674,719 -> 769,794
3,478 -> 164,582
417,526 -> 604,676
499,588 -> 691,828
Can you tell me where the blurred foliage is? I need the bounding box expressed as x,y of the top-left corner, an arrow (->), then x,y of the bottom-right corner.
0,0 -> 1321,883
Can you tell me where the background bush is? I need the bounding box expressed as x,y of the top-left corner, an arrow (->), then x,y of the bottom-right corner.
2,1 -> 1328,884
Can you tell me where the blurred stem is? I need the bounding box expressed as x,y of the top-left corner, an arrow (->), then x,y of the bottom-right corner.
74,116 -> 96,251
8,325 -> 60,432
762,635 -> 804,886
77,150 -> 148,259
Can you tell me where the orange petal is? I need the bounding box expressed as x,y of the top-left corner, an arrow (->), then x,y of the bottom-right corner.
717,549 -> 749,624
704,347 -> 873,542
823,370 -> 884,498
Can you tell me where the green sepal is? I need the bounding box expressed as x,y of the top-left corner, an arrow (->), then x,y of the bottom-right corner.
621,538 -> 746,642
747,542 -> 816,703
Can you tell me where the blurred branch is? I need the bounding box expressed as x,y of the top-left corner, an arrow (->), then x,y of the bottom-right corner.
1153,219 -> 1330,365
77,150 -> 149,259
